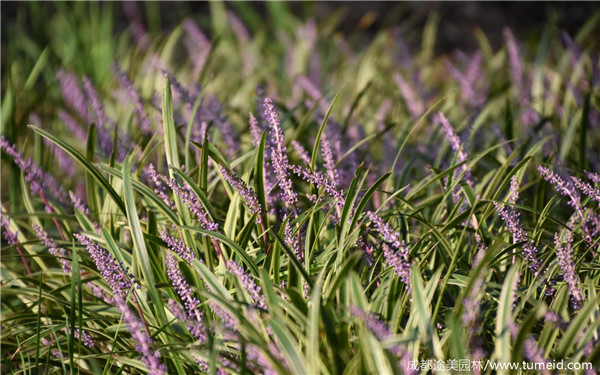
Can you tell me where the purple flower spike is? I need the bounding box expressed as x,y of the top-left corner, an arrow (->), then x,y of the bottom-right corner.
289,165 -> 345,206
264,98 -> 297,208
367,212 -> 412,285
82,76 -> 108,131
381,243 -> 411,285
571,176 -> 600,204
219,165 -> 263,223
33,224 -> 71,274
227,260 -> 266,310
61,327 -> 95,348
113,293 -> 166,374
168,299 -> 207,342
81,76 -> 115,157
321,134 -> 339,189
157,172 -> 219,231
145,164 -> 176,209
69,191 -> 90,215
438,113 -> 473,185
76,234 -> 165,373
367,212 -> 403,249
586,171 -> 600,184
494,176 -> 542,276
1,136 -> 68,205
350,305 -> 415,373
74,234 -> 136,300
554,232 -> 583,310
284,215 -> 302,260
160,231 -> 195,264
537,166 -> 591,243
166,253 -> 203,322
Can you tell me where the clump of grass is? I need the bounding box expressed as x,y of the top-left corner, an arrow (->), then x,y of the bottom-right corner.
2,3 -> 600,374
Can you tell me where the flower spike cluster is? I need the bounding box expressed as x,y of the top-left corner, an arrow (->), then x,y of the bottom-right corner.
554,231 -> 584,310
157,172 -> 219,232
367,211 -> 412,286
494,176 -> 542,276
75,234 -> 165,373
227,260 -> 266,310
74,234 -> 137,300
33,224 -> 71,274
219,165 -> 263,223
264,97 -> 297,208
1,136 -> 68,205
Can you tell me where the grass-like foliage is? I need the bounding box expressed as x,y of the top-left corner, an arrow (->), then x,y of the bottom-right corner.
2,3 -> 600,374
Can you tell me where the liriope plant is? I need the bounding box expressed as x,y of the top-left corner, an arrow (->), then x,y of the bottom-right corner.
1,3 -> 599,375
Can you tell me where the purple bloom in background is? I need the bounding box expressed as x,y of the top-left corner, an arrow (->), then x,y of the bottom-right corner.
394,73 -> 423,118
205,96 -> 238,157
350,306 -> 391,341
247,343 -> 283,375
1,215 -> 19,246
503,27 -> 523,92
86,281 -> 111,304
33,224 -> 71,274
264,98 -> 297,208
29,112 -> 76,177
58,110 -> 87,142
438,113 -> 473,187
123,1 -> 150,51
350,306 -> 416,374
160,230 -> 195,264
219,165 -> 263,223
113,63 -> 152,135
74,234 -> 137,300
522,336 -> 552,375
227,260 -> 266,310
291,141 -> 311,166
56,70 -> 90,123
183,19 -> 211,78
227,11 -> 250,43
82,76 -> 109,131
554,231 -> 584,310
1,136 -> 68,205
81,76 -> 115,157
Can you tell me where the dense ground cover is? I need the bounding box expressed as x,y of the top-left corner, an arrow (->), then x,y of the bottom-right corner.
1,2 -> 600,374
